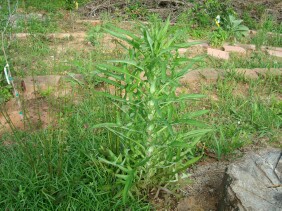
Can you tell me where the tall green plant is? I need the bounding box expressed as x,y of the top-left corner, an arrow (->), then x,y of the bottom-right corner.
93,18 -> 211,202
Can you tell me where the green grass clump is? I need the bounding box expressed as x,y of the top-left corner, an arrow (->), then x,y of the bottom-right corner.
201,76 -> 282,159
0,95 -> 150,210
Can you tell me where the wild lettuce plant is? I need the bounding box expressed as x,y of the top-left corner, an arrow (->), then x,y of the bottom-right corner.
93,18 -> 211,202
226,15 -> 249,41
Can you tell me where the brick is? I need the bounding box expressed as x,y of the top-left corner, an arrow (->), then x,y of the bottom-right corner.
254,68 -> 282,76
207,48 -> 229,60
198,69 -> 224,81
238,44 -> 256,51
223,45 -> 246,54
178,48 -> 188,54
266,50 -> 282,58
249,30 -> 257,36
235,69 -> 259,79
180,71 -> 201,84
261,46 -> 282,52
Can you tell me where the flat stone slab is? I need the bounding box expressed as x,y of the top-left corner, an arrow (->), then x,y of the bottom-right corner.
223,45 -> 246,54
219,148 -> 282,211
207,48 -> 229,60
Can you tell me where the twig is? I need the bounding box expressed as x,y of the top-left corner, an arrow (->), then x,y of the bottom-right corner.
267,184 -> 282,188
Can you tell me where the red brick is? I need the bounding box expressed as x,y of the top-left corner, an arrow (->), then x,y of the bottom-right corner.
235,69 -> 259,79
223,45 -> 246,54
207,48 -> 229,60
266,50 -> 282,58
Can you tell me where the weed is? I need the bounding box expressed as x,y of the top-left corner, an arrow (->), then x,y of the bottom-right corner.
124,2 -> 148,20
93,19 -> 210,202
87,25 -> 103,46
251,15 -> 282,47
209,27 -> 228,47
189,0 -> 235,27
225,15 -> 249,42
0,85 -> 12,104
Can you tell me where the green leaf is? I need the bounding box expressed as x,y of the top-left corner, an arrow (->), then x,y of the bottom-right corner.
174,156 -> 202,173
108,59 -> 144,71
184,110 -> 209,118
94,91 -> 126,102
92,123 -> 120,129
134,156 -> 151,168
95,76 -> 124,88
179,129 -> 213,139
173,118 -> 207,128
98,157 -> 129,172
123,169 -> 135,204
97,63 -> 140,80
178,94 -> 206,100
144,29 -> 154,53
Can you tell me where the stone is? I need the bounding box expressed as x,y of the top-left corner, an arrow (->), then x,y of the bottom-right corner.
178,48 -> 188,55
266,50 -> 282,58
219,148 -> 282,211
207,48 -> 229,60
235,69 -> 259,79
249,30 -> 257,36
261,46 -> 282,52
254,68 -> 282,77
198,69 -> 224,81
237,44 -> 256,51
180,71 -> 201,84
223,45 -> 246,54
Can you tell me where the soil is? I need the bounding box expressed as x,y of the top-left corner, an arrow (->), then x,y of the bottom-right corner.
0,98 -> 51,135
149,157 -> 233,210
177,158 -> 229,211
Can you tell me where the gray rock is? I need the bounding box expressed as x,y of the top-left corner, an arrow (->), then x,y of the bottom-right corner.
219,149 -> 282,211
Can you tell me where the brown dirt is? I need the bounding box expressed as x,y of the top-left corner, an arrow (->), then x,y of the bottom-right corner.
0,98 -> 52,135
149,158 -> 230,211
177,158 -> 229,211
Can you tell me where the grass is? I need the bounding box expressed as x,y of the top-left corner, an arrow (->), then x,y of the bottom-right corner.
0,94 -> 151,210
0,0 -> 282,209
200,74 -> 282,158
